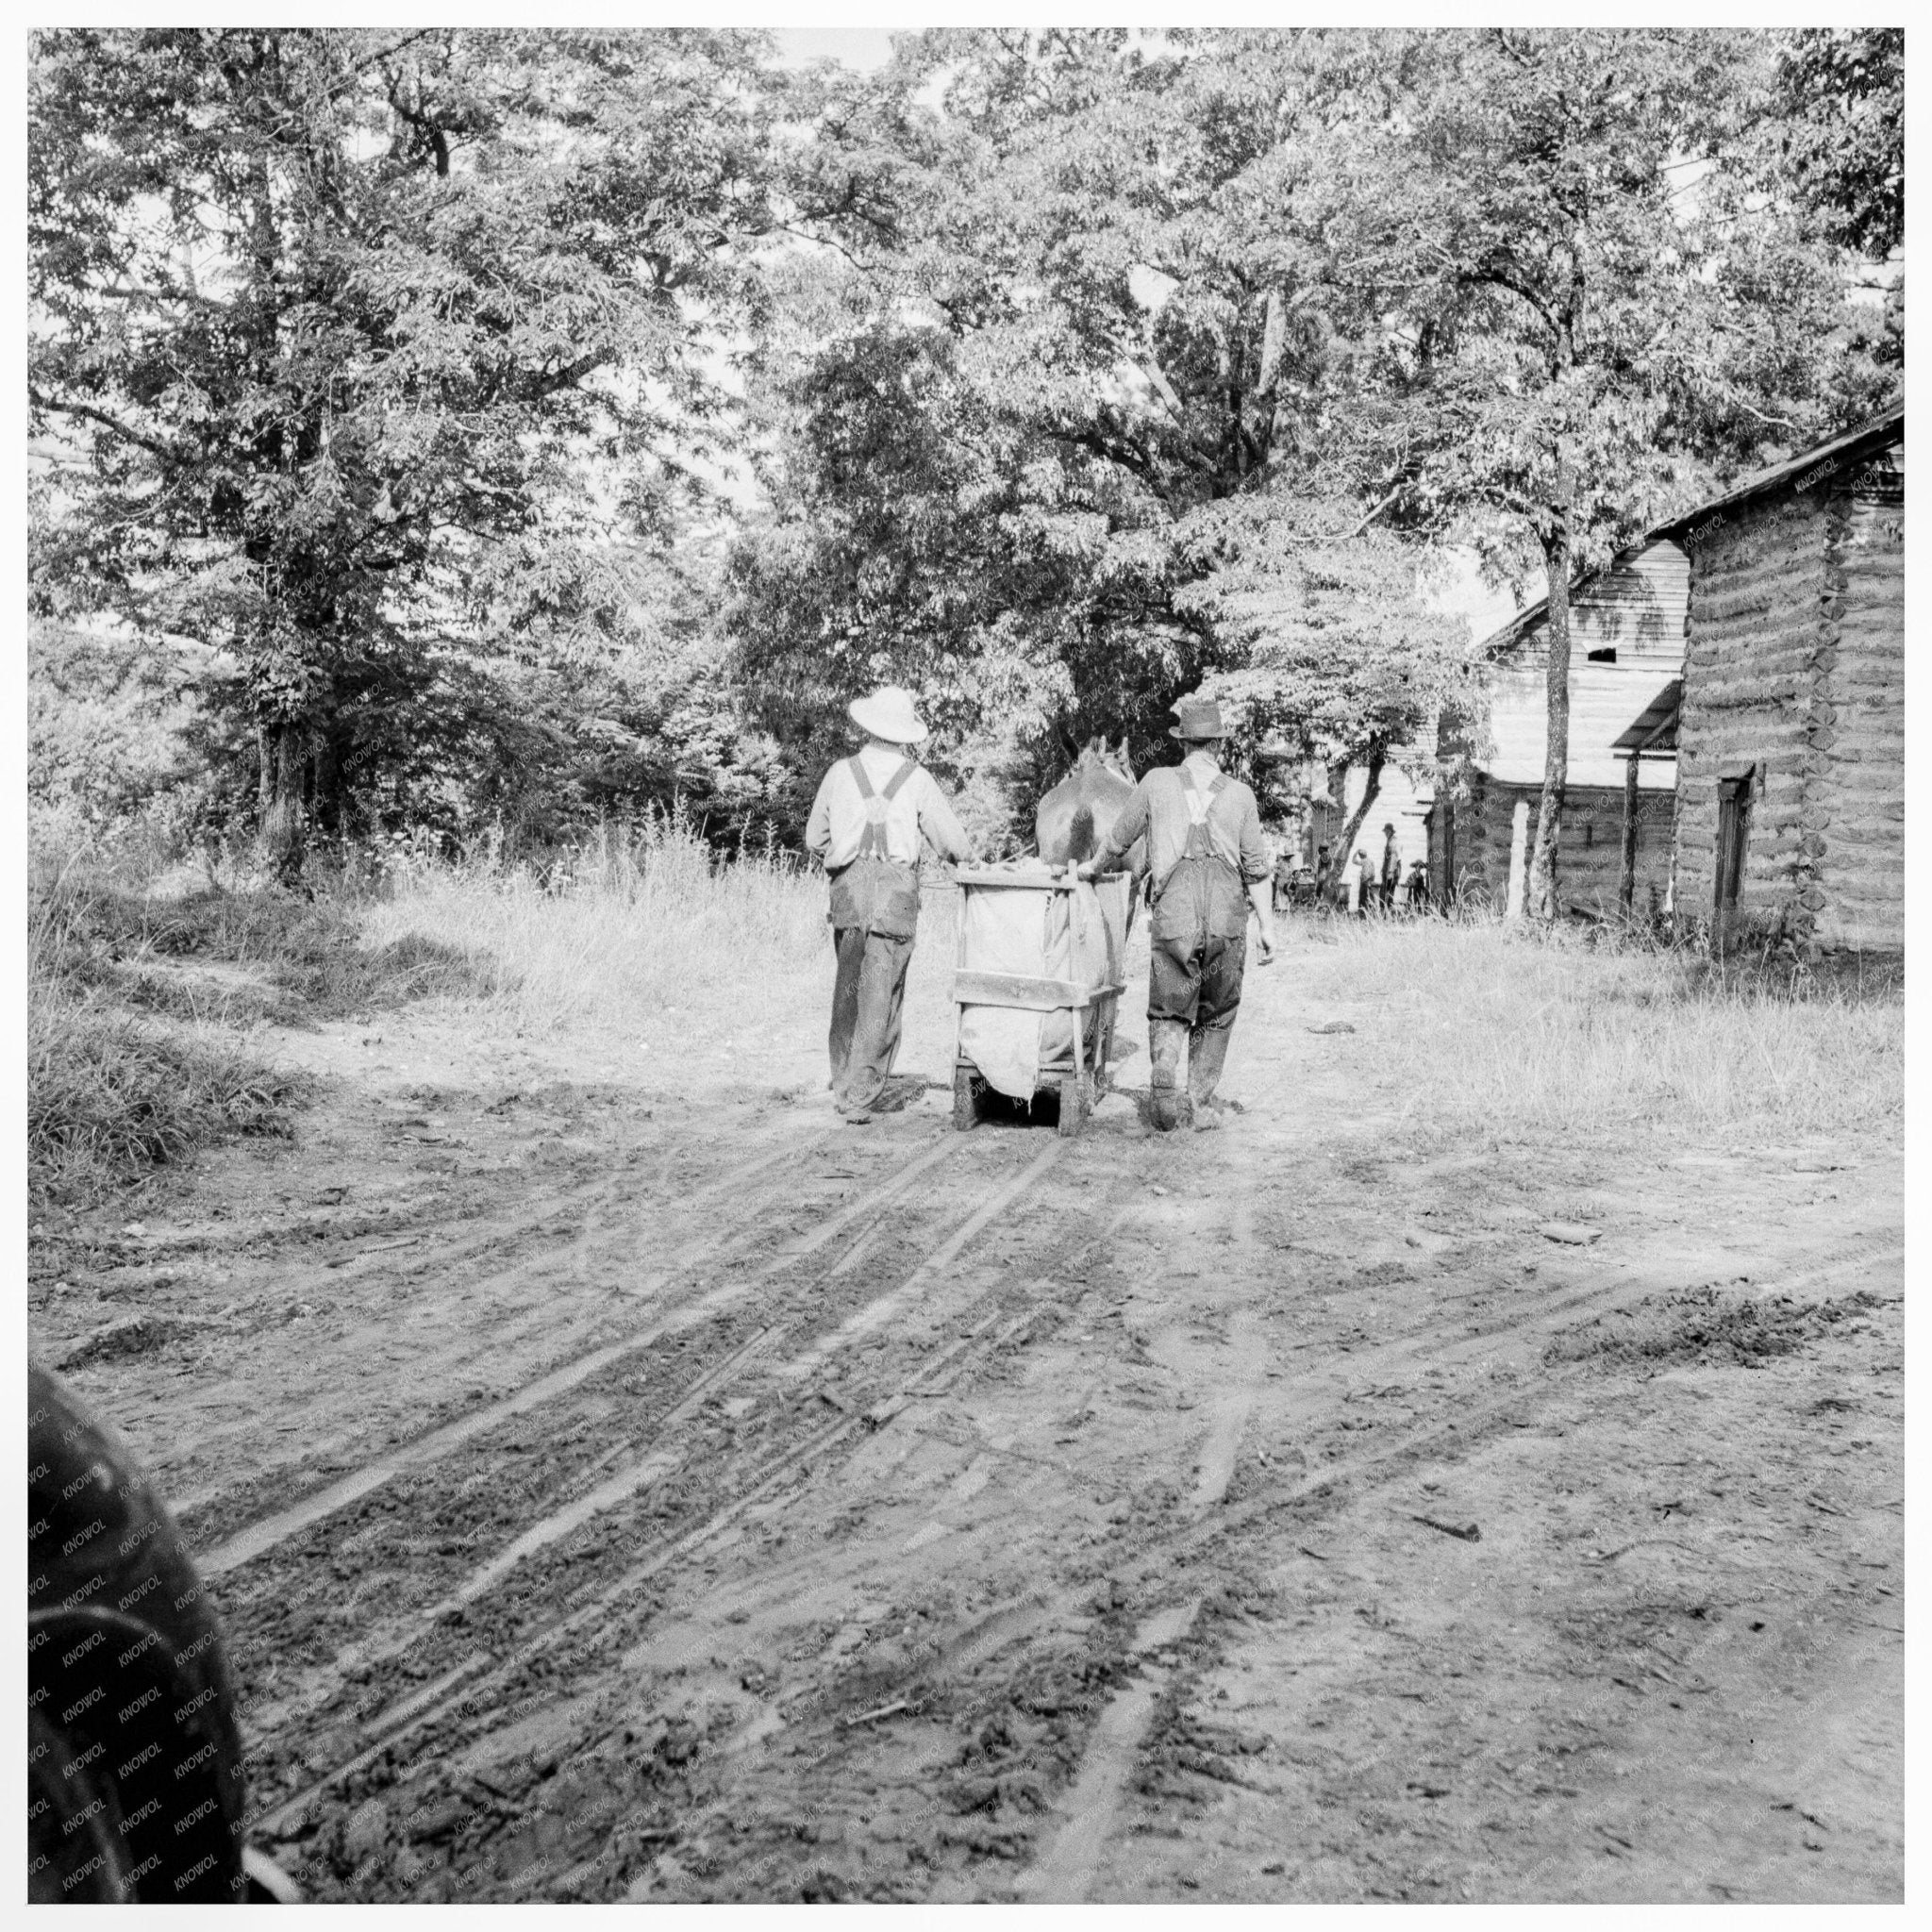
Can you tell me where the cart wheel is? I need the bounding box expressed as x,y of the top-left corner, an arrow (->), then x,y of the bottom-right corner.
1057,1072 -> 1093,1138
952,1067 -> 982,1131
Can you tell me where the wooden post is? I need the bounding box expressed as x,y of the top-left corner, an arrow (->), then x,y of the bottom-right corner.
1505,798 -> 1531,921
1618,752 -> 1640,920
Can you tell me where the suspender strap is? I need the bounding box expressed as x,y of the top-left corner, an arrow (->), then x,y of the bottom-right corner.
848,756 -> 918,858
1177,765 -> 1225,860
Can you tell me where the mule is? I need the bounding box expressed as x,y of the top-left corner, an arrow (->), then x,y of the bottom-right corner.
1036,736 -> 1147,889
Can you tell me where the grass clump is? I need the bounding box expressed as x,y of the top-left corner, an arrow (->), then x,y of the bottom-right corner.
37,872 -> 491,1022
27,834 -> 484,1206
27,990 -> 310,1206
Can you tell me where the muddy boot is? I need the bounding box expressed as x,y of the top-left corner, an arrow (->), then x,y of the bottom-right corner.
1148,1019 -> 1187,1132
1188,1024 -> 1231,1130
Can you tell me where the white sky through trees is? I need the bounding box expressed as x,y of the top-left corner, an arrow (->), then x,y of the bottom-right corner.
772,28 -> 896,71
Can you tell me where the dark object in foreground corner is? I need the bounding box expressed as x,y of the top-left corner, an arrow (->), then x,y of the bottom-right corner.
27,1362 -> 301,1904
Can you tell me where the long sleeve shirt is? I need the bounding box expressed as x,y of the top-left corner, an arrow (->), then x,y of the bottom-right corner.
805,741 -> 971,871
1093,751 -> 1272,891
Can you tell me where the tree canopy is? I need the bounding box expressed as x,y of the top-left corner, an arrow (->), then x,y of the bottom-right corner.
28,27 -> 1903,875
30,26 -> 784,864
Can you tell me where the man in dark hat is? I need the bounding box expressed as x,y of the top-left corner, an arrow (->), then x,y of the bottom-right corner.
1378,822 -> 1402,911
1077,696 -> 1274,1131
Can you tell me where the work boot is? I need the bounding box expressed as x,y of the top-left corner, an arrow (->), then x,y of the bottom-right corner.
1188,1024 -> 1231,1130
1148,1019 -> 1188,1132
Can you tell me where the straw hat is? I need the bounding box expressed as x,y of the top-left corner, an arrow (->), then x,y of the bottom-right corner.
848,686 -> 929,746
1168,695 -> 1228,741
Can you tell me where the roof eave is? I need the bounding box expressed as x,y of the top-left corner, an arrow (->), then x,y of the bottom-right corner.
1646,404 -> 1905,544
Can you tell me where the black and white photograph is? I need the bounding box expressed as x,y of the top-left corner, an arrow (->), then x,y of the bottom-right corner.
24,19 -> 1906,1907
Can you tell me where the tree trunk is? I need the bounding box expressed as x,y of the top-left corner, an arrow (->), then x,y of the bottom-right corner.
1326,742 -> 1388,898
1527,442 -> 1573,922
258,721 -> 307,884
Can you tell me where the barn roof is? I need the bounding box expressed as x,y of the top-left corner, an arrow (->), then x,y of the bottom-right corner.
1646,403 -> 1905,542
1611,677 -> 1682,757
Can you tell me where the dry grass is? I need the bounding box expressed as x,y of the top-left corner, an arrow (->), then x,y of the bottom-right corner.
357,818 -> 829,1039
358,825 -> 1901,1147
1295,914 -> 1903,1144
36,796 -> 1894,1198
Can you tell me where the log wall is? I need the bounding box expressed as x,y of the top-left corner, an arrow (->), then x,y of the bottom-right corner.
1432,773 -> 1674,917
1813,468 -> 1906,949
1674,448 -> 1904,954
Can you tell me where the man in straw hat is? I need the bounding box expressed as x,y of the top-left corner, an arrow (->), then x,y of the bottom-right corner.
806,685 -> 972,1123
1077,695 -> 1274,1131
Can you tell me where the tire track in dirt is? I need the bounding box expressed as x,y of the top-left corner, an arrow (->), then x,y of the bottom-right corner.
234,1076 -> 1899,1907
626,1219 -> 1898,1902
243,1148 -> 1114,1841
520,1200 -> 1902,1904
173,1179 -> 835,1529
197,1127 -> 961,1576
222,1148 -> 1027,1757
1002,1231 -> 1905,1901
158,1124 -> 840,1491
436,1195 -> 1643,1894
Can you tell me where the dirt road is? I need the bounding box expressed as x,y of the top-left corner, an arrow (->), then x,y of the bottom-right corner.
27,909 -> 1904,1903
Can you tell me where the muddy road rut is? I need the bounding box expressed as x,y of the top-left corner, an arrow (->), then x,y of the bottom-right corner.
27,951 -> 1905,1903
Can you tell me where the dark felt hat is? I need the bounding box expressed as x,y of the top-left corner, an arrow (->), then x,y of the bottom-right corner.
1168,695 -> 1227,741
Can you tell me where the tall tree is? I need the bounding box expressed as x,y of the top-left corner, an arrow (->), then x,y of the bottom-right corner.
736,29 -> 1460,829
29,27 -> 780,872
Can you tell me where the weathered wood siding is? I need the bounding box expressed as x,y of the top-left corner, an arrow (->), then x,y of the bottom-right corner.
1470,540 -> 1689,788
1674,445 -> 1904,953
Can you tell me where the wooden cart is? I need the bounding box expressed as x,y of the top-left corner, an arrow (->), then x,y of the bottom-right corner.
949,865 -> 1131,1138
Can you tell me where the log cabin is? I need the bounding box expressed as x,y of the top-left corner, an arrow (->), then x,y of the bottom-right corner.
1648,405 -> 1905,956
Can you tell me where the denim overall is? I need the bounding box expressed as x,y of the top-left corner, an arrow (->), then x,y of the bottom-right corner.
826,756 -> 921,1113
1146,765 -> 1249,1126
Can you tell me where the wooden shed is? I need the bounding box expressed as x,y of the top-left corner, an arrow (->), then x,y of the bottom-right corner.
1430,539 -> 1689,917
1650,407 -> 1905,955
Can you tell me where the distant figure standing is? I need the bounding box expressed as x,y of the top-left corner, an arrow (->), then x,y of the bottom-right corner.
1077,696 -> 1274,1132
806,687 -> 970,1124
1378,823 -> 1401,911
1354,847 -> 1374,917
1273,849 -> 1298,915
1405,858 -> 1430,912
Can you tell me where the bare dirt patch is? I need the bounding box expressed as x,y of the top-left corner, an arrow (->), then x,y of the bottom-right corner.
26,908 -> 1903,1904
